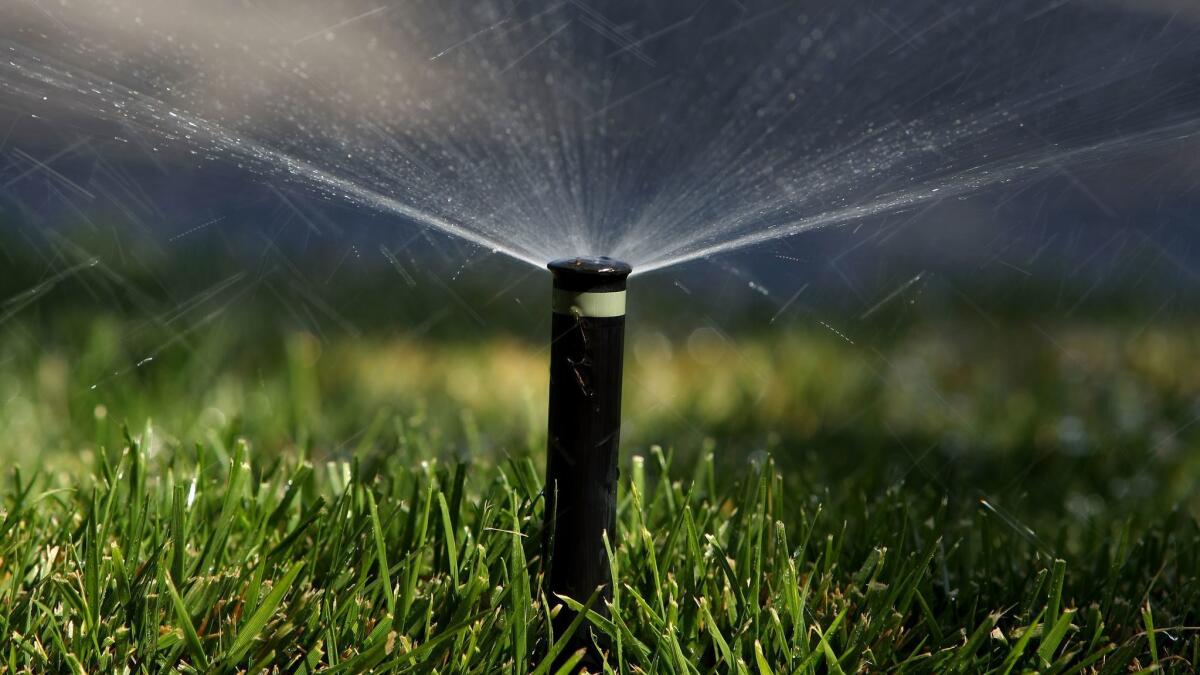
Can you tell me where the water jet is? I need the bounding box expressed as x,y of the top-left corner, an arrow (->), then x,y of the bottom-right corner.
543,255 -> 631,663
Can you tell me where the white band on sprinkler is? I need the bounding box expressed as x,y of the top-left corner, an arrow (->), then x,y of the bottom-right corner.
553,289 -> 627,318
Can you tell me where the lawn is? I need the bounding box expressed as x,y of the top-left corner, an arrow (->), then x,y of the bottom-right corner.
1,309 -> 1198,672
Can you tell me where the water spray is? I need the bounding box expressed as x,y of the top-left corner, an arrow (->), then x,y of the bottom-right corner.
543,256 -> 631,663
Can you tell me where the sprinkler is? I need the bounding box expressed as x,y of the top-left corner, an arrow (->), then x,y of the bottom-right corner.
544,256 -> 631,663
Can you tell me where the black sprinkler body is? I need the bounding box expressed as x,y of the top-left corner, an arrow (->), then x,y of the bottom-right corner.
544,256 -> 631,665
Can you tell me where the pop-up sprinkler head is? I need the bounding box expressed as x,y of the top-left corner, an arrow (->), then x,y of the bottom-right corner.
544,256 -> 632,666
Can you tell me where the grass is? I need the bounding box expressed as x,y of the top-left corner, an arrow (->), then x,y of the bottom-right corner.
3,425 -> 1198,672
0,315 -> 1198,672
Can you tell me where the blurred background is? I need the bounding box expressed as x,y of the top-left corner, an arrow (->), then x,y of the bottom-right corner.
0,0 -> 1198,536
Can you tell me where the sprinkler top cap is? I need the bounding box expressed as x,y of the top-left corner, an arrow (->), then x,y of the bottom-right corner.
548,256 -> 632,293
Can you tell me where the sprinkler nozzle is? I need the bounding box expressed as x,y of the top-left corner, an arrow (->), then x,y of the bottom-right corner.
548,256 -> 632,318
544,256 -> 631,667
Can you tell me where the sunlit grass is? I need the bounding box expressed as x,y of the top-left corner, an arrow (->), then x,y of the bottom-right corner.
2,427 -> 1197,672
0,318 -> 1198,671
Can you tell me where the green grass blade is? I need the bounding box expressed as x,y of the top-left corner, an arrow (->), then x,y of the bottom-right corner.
163,576 -> 208,670
531,587 -> 603,675
1141,602 -> 1157,667
438,491 -> 460,588
227,560 -> 305,664
999,610 -> 1044,675
1037,608 -> 1076,667
366,491 -> 396,615
754,640 -> 774,675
